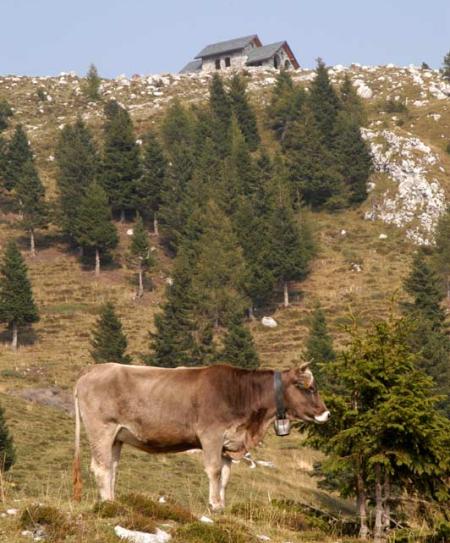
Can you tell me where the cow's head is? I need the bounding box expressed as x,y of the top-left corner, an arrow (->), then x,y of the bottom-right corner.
283,363 -> 330,423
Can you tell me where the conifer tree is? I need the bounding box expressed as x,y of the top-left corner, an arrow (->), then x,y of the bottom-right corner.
135,129 -> 166,232
101,100 -> 141,220
432,205 -> 450,299
221,313 -> 259,369
75,183 -> 118,276
309,58 -> 341,146
0,241 -> 39,350
228,74 -> 260,151
340,74 -> 367,125
0,99 -> 13,132
5,125 -> 33,191
306,303 -> 335,386
55,118 -> 99,240
91,302 -> 131,364
0,137 -> 7,186
15,160 -> 48,256
129,214 -> 154,297
283,105 -> 345,208
191,200 -> 248,326
148,249 -> 197,367
85,63 -> 101,100
442,50 -> 450,80
333,111 -> 371,204
0,404 -> 15,472
267,70 -> 305,141
268,181 -> 314,307
209,73 -> 232,156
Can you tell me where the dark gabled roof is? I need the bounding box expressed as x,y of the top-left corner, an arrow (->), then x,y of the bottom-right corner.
246,42 -> 285,64
179,59 -> 202,74
195,35 -> 260,59
246,41 -> 300,69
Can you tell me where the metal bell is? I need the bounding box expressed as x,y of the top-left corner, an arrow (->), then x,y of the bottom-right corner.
274,418 -> 290,436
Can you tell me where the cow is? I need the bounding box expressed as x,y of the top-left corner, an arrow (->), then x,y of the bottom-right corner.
72,362 -> 329,511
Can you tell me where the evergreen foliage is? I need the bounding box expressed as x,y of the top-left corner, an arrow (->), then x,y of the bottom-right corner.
5,125 -> 33,191
308,315 -> 450,540
91,302 -> 131,364
442,50 -> 450,80
0,99 -> 13,132
305,303 -> 335,385
55,118 -> 99,239
228,74 -> 260,151
339,74 -> 367,125
85,63 -> 101,100
209,74 -> 232,156
309,58 -> 341,146
129,214 -> 153,297
15,159 -> 48,255
221,313 -> 259,369
0,241 -> 39,349
135,129 -> 166,222
74,183 -> 118,275
267,70 -> 305,140
432,205 -> 450,298
0,404 -> 15,472
101,100 -> 141,219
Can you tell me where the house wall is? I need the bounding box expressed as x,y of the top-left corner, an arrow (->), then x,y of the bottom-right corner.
201,48 -> 249,72
256,47 -> 294,70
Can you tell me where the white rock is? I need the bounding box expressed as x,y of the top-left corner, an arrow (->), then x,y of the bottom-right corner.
165,277 -> 174,286
355,83 -> 373,99
199,515 -> 214,524
257,536 -> 271,542
158,496 -> 166,503
114,526 -> 171,543
7,508 -> 18,515
261,316 -> 277,328
379,234 -> 388,239
126,228 -> 134,236
256,460 -> 275,468
340,229 -> 347,236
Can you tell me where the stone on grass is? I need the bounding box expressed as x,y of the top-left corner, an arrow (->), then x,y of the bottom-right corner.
261,316 -> 277,328
114,525 -> 171,543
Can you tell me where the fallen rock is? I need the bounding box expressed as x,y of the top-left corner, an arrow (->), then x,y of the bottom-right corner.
261,316 -> 277,328
199,515 -> 214,524
14,387 -> 74,415
114,525 -> 171,543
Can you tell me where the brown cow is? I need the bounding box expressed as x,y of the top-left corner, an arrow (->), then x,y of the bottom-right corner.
73,363 -> 329,510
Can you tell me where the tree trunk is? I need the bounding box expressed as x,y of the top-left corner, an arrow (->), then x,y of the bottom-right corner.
374,464 -> 384,543
95,248 -> 100,277
356,467 -> 369,539
248,305 -> 255,320
447,275 -> 450,300
30,229 -> 36,257
120,209 -> 125,223
79,246 -> 84,257
283,281 -> 289,308
11,322 -> 18,351
138,263 -> 144,297
153,214 -> 159,236
382,471 -> 391,532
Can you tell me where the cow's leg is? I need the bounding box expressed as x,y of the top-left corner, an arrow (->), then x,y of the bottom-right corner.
219,456 -> 232,508
110,440 -> 123,500
88,426 -> 118,501
202,439 -> 224,512
91,457 -> 113,501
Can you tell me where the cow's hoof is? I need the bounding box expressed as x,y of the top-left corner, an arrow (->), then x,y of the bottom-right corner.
209,503 -> 224,514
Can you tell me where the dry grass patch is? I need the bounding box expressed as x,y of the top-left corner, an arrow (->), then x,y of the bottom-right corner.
119,492 -> 195,523
172,520 -> 258,543
20,503 -> 75,541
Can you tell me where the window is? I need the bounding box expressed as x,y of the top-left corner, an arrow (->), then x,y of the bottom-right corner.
273,54 -> 280,69
284,60 -> 291,69
215,58 -> 221,70
225,57 -> 231,68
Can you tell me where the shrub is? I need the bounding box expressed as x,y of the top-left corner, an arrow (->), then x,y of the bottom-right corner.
120,512 -> 157,533
119,493 -> 194,523
384,99 -> 408,114
20,504 -> 73,541
93,500 -> 127,518
445,142 -> 450,155
173,520 -> 257,543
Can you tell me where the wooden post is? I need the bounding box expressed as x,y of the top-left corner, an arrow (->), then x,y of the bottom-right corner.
374,464 -> 384,543
30,229 -> 36,257
138,261 -> 144,297
283,281 -> 289,308
154,213 -> 159,236
11,322 -> 18,351
95,248 -> 100,277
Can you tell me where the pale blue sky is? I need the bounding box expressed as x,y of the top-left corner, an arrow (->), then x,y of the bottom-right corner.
1,0 -> 449,77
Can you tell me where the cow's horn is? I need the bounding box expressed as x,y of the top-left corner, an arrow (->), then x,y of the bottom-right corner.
299,361 -> 311,372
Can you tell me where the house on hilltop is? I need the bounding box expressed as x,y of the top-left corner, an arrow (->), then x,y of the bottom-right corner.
180,34 -> 299,73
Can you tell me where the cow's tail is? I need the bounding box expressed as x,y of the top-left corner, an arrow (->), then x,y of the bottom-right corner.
72,388 -> 82,502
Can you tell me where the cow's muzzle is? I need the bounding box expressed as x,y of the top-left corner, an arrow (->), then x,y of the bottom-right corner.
314,410 -> 330,423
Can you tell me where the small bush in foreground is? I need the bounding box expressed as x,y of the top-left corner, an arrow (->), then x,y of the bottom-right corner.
173,520 -> 257,543
93,500 -> 128,518
20,504 -> 73,541
119,492 -> 194,523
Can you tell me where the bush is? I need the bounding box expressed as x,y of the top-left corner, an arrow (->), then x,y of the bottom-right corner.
384,99 -> 408,114
93,500 -> 127,518
173,520 -> 257,543
20,504 -> 73,542
445,142 -> 450,155
119,493 -> 194,523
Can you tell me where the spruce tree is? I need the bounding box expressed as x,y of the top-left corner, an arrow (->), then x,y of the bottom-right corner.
85,63 -> 101,100
55,118 -> 99,240
209,73 -> 232,156
129,214 -> 154,297
75,183 -> 118,276
0,99 -> 13,132
221,313 -> 259,369
442,50 -> 450,80
432,205 -> 450,299
5,125 -> 33,191
309,58 -> 341,146
306,303 -> 336,386
0,404 -> 15,472
91,302 -> 131,364
283,105 -> 345,208
267,70 -> 305,141
0,241 -> 39,350
15,160 -> 48,256
228,74 -> 260,151
268,179 -> 314,307
340,74 -> 367,125
0,136 -> 7,187
135,129 -> 166,232
333,111 -> 371,205
191,200 -> 248,327
101,100 -> 141,220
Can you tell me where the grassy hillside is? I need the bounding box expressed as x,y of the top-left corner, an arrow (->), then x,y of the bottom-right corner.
0,65 -> 449,541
